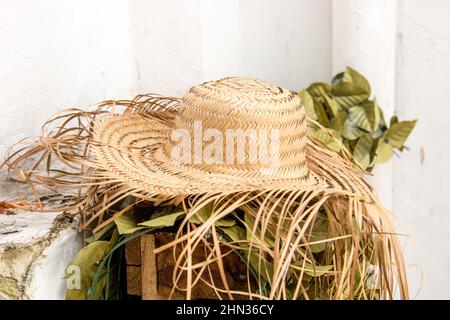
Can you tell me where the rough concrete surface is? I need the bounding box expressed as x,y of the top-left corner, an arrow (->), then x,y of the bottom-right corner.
0,209 -> 82,299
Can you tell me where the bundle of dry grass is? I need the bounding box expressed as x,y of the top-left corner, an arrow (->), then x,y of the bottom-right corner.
1,77 -> 408,300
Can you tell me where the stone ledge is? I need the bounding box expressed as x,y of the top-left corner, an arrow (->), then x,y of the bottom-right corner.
0,210 -> 83,299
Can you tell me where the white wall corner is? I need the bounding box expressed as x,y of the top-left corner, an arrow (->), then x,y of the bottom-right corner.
332,0 -> 397,209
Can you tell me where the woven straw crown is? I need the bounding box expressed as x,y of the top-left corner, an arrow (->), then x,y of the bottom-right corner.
162,77 -> 309,179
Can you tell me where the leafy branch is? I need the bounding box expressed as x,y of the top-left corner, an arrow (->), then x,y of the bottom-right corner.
299,66 -> 417,171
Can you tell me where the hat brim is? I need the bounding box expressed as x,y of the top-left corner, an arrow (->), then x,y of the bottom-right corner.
92,111 -> 374,198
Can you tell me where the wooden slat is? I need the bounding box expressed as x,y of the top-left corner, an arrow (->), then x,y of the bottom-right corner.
141,234 -> 158,300
125,237 -> 141,266
125,236 -> 143,296
126,265 -> 142,296
125,232 -> 253,299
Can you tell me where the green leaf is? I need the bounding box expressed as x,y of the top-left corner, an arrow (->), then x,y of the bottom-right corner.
342,66 -> 371,96
244,213 -> 275,248
298,90 -> 317,120
312,129 -> 341,153
322,92 -> 340,117
109,229 -> 120,249
85,222 -> 115,243
385,120 -> 417,148
219,225 -> 246,242
114,212 -> 144,235
66,288 -> 87,300
353,135 -> 373,170
374,139 -> 394,163
306,82 -> 331,97
342,117 -> 365,140
215,218 -> 236,227
373,98 -> 382,129
248,252 -> 274,283
189,201 -> 213,224
329,111 -> 348,137
65,241 -> 111,300
331,72 -> 344,87
65,241 -> 110,276
309,216 -> 328,253
188,202 -> 235,227
377,103 -> 387,128
390,115 -> 399,127
293,261 -> 333,277
313,99 -> 330,127
349,100 -> 379,132
138,211 -> 184,228
332,67 -> 371,108
333,90 -> 368,109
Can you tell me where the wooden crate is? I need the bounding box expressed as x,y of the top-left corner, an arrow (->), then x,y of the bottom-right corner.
125,231 -> 254,299
125,233 -> 159,299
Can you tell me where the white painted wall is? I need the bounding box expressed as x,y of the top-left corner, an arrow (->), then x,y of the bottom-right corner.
333,0 -> 450,299
129,0 -> 331,95
201,0 -> 332,90
0,0 -> 136,157
0,0 -> 331,156
128,0 -> 204,95
28,228 -> 83,299
393,0 -> 450,299
1,0 -> 449,299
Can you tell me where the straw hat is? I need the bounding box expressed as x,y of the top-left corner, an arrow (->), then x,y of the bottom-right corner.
2,76 -> 409,300
91,77 -> 368,197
